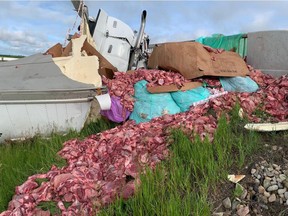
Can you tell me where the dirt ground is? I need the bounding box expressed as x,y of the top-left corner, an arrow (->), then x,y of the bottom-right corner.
211,131 -> 288,216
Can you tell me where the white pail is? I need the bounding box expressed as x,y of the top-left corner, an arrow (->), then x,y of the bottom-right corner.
95,93 -> 111,110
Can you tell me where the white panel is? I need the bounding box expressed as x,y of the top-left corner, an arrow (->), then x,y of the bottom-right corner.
0,101 -> 91,143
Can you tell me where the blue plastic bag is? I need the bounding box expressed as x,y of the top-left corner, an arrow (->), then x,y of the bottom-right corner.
220,76 -> 259,92
130,80 -> 181,124
171,87 -> 211,112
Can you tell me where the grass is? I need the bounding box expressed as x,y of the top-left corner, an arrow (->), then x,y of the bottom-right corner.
99,107 -> 261,216
0,118 -> 117,212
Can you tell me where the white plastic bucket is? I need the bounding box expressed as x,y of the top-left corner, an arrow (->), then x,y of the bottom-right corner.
95,93 -> 111,110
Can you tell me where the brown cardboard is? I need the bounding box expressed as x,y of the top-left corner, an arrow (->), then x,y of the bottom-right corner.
82,40 -> 117,78
147,82 -> 202,93
148,42 -> 249,79
45,43 -> 63,57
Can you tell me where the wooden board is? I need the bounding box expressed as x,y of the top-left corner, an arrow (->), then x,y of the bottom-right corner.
147,82 -> 202,93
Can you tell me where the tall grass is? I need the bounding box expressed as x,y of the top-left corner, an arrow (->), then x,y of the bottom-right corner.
99,109 -> 260,216
0,118 -> 116,212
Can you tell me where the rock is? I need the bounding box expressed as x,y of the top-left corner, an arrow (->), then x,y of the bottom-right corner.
280,198 -> 284,204
258,185 -> 265,194
278,188 -> 287,195
251,168 -> 256,175
241,189 -> 248,199
237,206 -> 249,216
232,199 -> 240,210
283,170 -> 288,176
272,145 -> 278,150
283,179 -> 288,188
254,179 -> 260,184
279,174 -> 287,181
267,185 -> 278,192
284,192 -> 288,200
265,176 -> 272,181
263,179 -> 271,189
268,194 -> 277,202
274,170 -> 279,175
268,167 -> 274,172
259,203 -> 269,210
222,197 -> 231,209
266,171 -> 274,177
286,199 -> 288,205
278,182 -> 284,189
260,195 -> 268,204
264,191 -> 270,198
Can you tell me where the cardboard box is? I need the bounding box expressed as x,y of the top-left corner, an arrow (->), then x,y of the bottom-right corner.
148,42 -> 249,79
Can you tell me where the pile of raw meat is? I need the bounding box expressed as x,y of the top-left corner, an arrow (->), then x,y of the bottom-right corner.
1,68 -> 287,216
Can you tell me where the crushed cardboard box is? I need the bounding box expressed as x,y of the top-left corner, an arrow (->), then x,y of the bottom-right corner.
148,42 -> 249,79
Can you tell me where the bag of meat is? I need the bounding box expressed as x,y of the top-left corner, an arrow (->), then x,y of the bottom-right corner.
130,80 -> 181,123
171,86 -> 211,112
219,76 -> 259,92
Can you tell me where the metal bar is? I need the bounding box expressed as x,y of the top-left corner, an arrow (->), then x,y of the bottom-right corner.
0,97 -> 93,105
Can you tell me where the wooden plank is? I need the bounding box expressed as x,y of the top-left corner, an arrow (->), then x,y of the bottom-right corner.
147,82 -> 202,93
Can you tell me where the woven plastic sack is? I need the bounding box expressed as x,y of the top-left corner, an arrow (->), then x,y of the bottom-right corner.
101,96 -> 131,123
130,80 -> 181,124
171,87 -> 211,112
196,33 -> 247,57
220,76 -> 259,92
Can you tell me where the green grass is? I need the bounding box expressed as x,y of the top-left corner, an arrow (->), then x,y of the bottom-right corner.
99,108 -> 260,216
0,118 -> 117,212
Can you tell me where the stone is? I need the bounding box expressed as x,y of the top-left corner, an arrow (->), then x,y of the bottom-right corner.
283,179 -> 288,188
286,199 -> 288,205
258,185 -> 265,194
274,170 -> 279,175
266,171 -> 274,177
278,188 -> 287,195
264,191 -> 271,198
259,203 -> 269,210
260,195 -> 268,204
251,168 -> 256,175
267,185 -> 279,192
268,194 -> 277,202
254,179 -> 260,184
285,192 -> 288,200
272,145 -> 278,150
283,170 -> 288,176
265,176 -> 272,180
279,174 -> 287,181
263,179 -> 271,189
268,167 -> 274,172
237,206 -> 250,216
232,199 -> 240,210
280,198 -> 284,204
222,197 -> 231,209
241,189 -> 248,199
278,182 -> 284,189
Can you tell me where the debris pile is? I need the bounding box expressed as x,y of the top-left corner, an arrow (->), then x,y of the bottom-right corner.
1,67 -> 287,215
